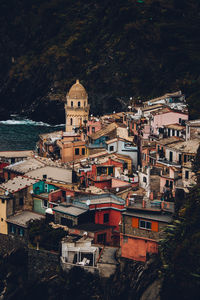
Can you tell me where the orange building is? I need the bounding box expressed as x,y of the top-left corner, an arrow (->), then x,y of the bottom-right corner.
120,204 -> 173,262
57,132 -> 87,163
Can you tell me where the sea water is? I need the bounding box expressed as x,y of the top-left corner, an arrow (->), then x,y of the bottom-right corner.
0,117 -> 64,151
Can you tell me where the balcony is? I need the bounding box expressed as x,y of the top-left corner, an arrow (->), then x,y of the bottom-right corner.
157,158 -> 181,168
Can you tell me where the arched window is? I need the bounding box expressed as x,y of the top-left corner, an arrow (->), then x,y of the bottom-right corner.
78,101 -> 81,107
71,101 -> 73,107
70,118 -> 73,125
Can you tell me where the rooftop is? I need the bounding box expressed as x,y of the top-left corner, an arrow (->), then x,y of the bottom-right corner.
0,176 -> 38,193
144,91 -> 182,104
4,157 -> 45,174
6,211 -> 45,228
53,204 -> 88,217
67,79 -> 87,99
157,136 -> 184,146
164,123 -> 185,130
166,139 -> 200,153
26,165 -> 72,184
39,131 -> 63,141
89,122 -> 119,140
0,150 -> 33,158
186,119 -> 200,127
75,193 -> 125,206
123,209 -> 173,223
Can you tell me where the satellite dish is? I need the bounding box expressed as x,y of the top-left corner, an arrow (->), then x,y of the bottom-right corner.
116,187 -> 119,192
45,208 -> 53,215
86,200 -> 91,206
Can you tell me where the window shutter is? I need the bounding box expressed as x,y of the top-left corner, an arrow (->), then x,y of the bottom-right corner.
132,217 -> 139,228
151,221 -> 158,232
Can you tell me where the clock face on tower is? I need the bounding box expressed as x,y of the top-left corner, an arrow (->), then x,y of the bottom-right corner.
65,80 -> 90,132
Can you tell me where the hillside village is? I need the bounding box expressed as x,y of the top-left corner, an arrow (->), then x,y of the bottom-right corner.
0,80 -> 199,277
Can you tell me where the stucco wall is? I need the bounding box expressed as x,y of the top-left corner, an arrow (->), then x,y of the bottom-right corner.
120,234 -> 158,262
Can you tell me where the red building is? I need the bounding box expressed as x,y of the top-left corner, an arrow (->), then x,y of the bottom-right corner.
53,193 -> 126,246
120,199 -> 173,262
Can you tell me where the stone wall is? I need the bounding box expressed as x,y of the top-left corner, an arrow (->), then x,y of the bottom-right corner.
28,248 -> 59,280
0,233 -> 26,256
123,215 -> 166,241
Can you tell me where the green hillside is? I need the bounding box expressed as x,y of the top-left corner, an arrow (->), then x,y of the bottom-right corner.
0,0 -> 200,122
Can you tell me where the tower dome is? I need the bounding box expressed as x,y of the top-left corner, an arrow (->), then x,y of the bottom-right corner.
67,79 -> 87,99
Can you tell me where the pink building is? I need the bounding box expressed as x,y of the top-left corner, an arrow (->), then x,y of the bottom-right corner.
87,119 -> 102,135
151,109 -> 188,135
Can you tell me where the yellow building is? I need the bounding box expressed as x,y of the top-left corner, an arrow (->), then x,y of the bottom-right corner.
0,193 -> 9,234
65,79 -> 90,132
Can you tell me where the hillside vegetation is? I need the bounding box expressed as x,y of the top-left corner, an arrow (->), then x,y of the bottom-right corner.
0,0 -> 200,122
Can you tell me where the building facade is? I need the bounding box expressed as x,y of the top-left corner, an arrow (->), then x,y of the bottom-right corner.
65,80 -> 90,132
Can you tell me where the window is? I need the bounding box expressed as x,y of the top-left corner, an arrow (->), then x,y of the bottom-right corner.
43,200 -> 48,208
61,217 -> 73,227
75,148 -> 80,155
103,213 -> 109,223
166,180 -> 169,187
97,233 -> 106,244
44,184 -> 48,192
109,145 -> 114,152
10,225 -> 15,234
1,199 -> 5,204
177,130 -> 179,137
170,181 -> 173,189
1,218 -> 3,222
157,145 -> 160,152
19,228 -> 24,237
184,155 -> 187,163
143,177 -> 147,183
139,220 -> 151,230
168,129 -> 170,136
169,151 -> 173,162
92,127 -> 95,133
82,148 -> 85,155
179,154 -> 182,164
84,101 -> 86,107
78,101 -> 81,107
71,101 -> 73,107
19,197 -> 24,206
70,118 -> 73,126
185,170 -> 189,179
179,118 -> 182,124
172,129 -> 175,136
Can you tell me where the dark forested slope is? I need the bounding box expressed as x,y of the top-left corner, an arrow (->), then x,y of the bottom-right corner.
0,0 -> 200,123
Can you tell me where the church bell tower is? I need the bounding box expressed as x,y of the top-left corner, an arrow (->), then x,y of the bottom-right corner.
65,80 -> 90,132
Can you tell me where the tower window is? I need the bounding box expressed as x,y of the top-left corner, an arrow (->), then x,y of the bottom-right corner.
78,101 -> 81,107
75,148 -> 79,155
70,118 -> 73,125
71,101 -> 73,107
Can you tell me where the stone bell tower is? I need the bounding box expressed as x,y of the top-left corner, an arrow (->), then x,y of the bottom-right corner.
65,80 -> 90,132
